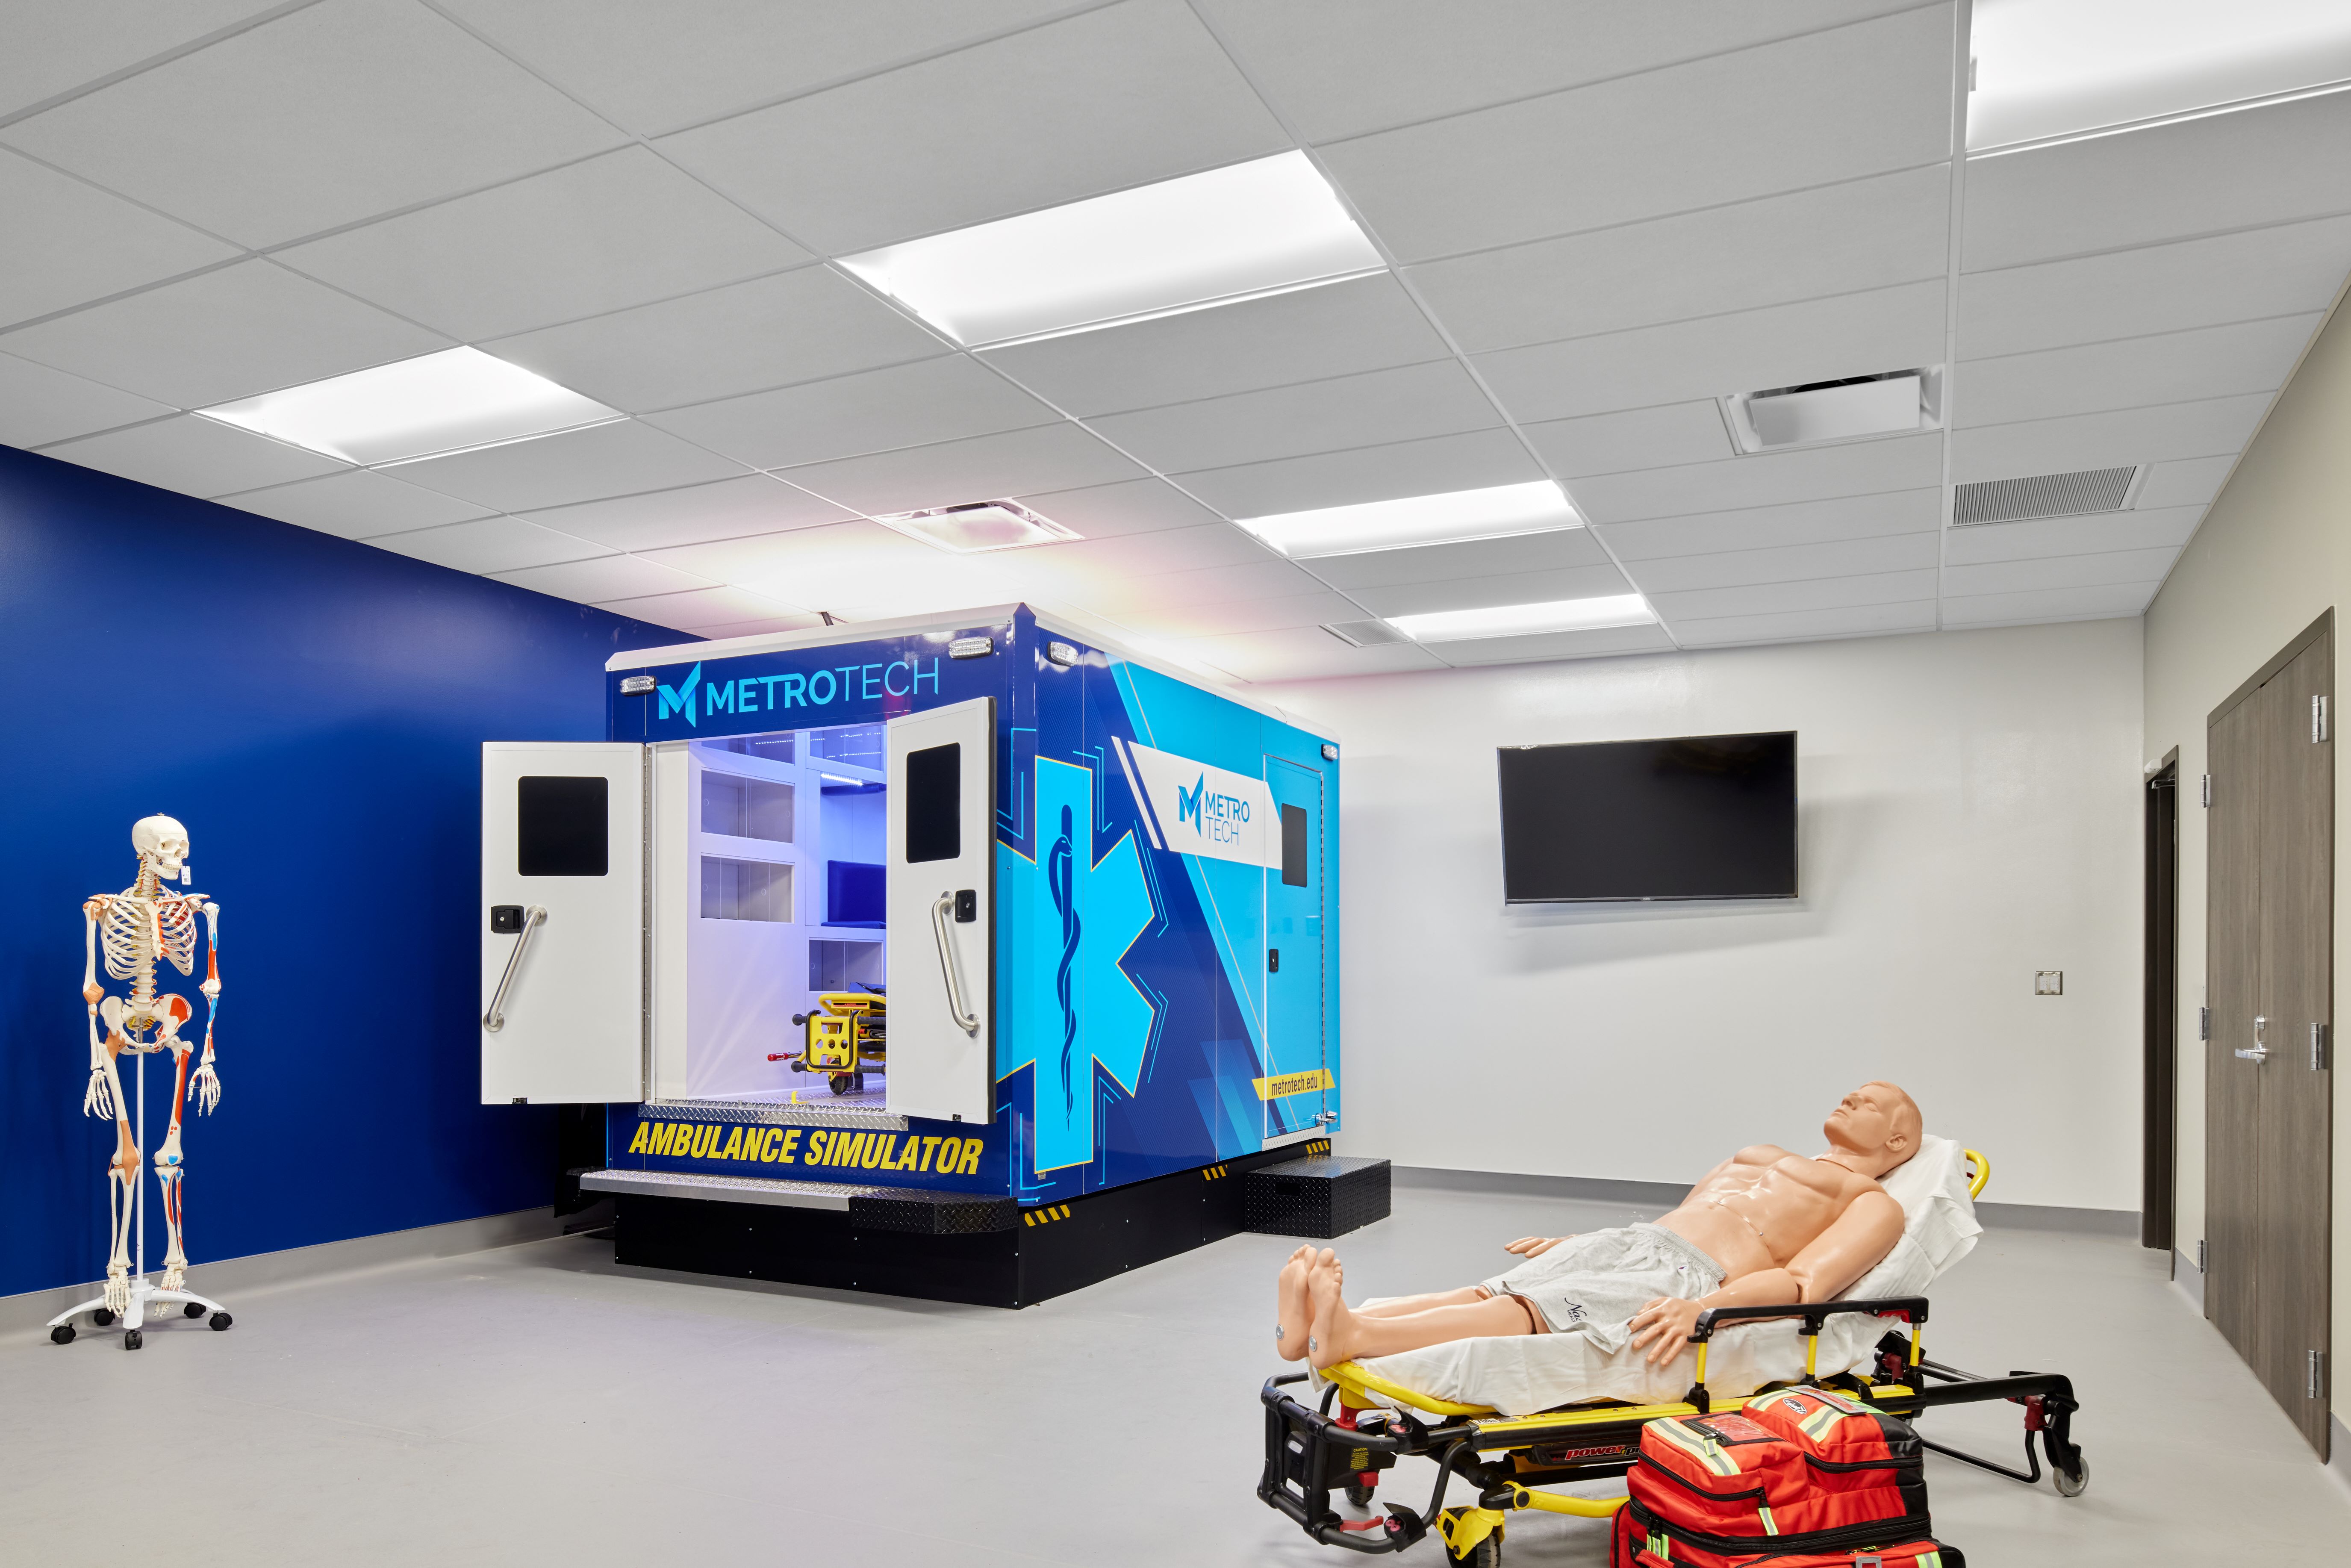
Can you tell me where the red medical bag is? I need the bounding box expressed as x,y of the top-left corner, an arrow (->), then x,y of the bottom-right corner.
1612,1386 -> 1964,1566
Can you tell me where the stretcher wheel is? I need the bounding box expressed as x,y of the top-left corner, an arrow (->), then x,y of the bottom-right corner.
184,1301 -> 206,1318
123,1329 -> 142,1350
1445,1536 -> 1499,1568
1344,1477 -> 1376,1507
50,1324 -> 74,1345
2052,1453 -> 2088,1497
93,1307 -> 116,1326
828,1073 -> 852,1095
851,1072 -> 867,1092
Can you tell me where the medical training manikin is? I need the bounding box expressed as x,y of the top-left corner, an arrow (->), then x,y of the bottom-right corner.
1279,1082 -> 1921,1372
81,814 -> 223,1314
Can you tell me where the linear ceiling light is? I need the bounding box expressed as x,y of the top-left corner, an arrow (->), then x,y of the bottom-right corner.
837,151 -> 1384,347
1234,480 -> 1581,560
874,501 -> 1078,553
197,347 -> 622,466
1970,0 -> 2351,152
1388,594 -> 1655,643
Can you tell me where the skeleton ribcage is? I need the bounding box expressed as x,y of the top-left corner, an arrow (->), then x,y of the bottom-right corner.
99,895 -> 198,985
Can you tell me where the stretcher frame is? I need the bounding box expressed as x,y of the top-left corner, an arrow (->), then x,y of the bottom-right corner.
1256,1150 -> 2086,1562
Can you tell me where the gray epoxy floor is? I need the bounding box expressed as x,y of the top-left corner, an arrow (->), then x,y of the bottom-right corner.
4,1187 -> 2346,1566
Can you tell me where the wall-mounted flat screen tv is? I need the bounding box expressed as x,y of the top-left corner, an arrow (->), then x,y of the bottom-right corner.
1497,731 -> 1797,902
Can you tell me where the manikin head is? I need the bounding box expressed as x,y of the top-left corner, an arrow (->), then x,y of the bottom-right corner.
132,814 -> 191,884
1822,1082 -> 1922,1178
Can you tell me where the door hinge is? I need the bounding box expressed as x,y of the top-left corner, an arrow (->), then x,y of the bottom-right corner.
2311,1350 -> 2329,1400
2197,1239 -> 2208,1273
2315,1022 -> 2333,1071
2198,1006 -> 2210,1040
2314,694 -> 2330,743
2201,773 -> 2212,807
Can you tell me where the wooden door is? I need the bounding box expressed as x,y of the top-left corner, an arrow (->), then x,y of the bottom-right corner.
2206,616 -> 2333,1458
2257,634 -> 2332,1453
2206,692 -> 2264,1370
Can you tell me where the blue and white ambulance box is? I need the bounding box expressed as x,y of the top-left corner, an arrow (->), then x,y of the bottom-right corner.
480,605 -> 1338,1293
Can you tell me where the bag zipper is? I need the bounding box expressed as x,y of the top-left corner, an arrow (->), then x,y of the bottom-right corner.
1642,1456 -> 1770,1504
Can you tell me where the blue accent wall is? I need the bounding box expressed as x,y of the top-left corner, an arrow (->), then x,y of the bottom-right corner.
0,445 -> 683,1299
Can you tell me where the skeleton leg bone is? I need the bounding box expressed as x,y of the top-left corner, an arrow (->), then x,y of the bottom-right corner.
153,1025 -> 192,1293
104,1083 -> 138,1315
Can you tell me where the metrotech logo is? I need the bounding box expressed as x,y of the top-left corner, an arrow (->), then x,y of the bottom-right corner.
1176,774 -> 1205,829
656,663 -> 702,727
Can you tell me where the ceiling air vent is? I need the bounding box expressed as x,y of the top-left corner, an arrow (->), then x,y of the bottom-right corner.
1953,466 -> 2142,526
1722,368 -> 1941,453
1323,619 -> 1411,647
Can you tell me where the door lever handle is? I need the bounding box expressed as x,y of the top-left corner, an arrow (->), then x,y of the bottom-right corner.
2235,1045 -> 2269,1062
2237,1014 -> 2268,1062
483,905 -> 545,1033
930,893 -> 981,1036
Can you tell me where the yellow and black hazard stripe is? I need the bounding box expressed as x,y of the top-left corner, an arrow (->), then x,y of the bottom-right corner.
1022,1203 -> 1073,1227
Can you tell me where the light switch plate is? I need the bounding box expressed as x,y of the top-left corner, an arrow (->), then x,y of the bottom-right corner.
2035,970 -> 2063,996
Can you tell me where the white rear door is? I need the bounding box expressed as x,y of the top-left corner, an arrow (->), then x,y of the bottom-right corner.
884,699 -> 994,1124
481,742 -> 645,1104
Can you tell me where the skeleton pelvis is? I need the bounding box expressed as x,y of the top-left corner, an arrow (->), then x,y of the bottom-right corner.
99,991 -> 191,1046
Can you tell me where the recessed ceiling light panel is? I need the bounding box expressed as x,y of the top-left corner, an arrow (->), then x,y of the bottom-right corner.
1388,594 -> 1655,643
1235,480 -> 1581,560
1721,369 -> 1940,454
1970,0 -> 2351,151
197,347 -> 622,466
838,151 -> 1385,347
874,501 -> 1079,554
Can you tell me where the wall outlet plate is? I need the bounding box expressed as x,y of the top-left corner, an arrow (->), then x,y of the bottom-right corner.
2034,970 -> 2063,996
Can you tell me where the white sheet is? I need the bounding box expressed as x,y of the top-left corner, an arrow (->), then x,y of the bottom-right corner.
1317,1136 -> 1979,1417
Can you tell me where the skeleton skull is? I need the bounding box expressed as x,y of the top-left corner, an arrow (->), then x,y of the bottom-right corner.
132,814 -> 191,882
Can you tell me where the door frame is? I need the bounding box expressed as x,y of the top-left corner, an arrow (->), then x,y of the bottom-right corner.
2144,749 -> 2178,1251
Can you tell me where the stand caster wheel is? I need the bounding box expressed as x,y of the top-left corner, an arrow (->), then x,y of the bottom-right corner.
50,1324 -> 75,1345
2052,1454 -> 2088,1497
185,1301 -> 206,1318
1344,1477 -> 1376,1507
123,1329 -> 143,1350
210,1312 -> 233,1331
93,1307 -> 115,1326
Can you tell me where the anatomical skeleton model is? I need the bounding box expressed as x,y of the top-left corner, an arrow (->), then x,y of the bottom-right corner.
47,815 -> 235,1348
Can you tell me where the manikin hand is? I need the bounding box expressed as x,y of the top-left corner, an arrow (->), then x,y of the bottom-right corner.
1504,1236 -> 1574,1258
1629,1296 -> 1705,1366
82,1067 -> 115,1119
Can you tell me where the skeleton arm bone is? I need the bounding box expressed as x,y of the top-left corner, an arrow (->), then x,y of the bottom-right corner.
80,901 -> 115,1118
190,901 -> 221,1113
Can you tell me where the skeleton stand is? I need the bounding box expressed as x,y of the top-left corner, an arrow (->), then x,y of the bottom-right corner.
46,1049 -> 231,1349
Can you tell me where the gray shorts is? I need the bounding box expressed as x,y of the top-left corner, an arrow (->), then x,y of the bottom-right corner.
1479,1223 -> 1725,1344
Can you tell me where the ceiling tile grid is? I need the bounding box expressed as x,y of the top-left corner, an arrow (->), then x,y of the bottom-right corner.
2,2 -> 2346,670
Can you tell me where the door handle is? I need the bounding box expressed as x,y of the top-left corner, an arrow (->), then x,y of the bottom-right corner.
2236,1014 -> 2268,1063
930,893 -> 981,1036
482,905 -> 545,1033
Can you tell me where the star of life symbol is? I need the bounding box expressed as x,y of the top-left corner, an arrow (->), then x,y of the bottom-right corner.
1007,757 -> 1156,1173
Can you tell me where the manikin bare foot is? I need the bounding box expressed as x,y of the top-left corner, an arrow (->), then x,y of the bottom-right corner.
1275,1244 -> 1315,1359
1305,1249 -> 1360,1371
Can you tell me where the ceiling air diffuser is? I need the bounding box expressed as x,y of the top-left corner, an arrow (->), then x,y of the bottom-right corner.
1722,368 -> 1942,453
1953,466 -> 2144,526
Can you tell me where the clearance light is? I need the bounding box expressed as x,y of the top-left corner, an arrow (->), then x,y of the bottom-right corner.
1235,481 -> 1580,560
197,347 -> 621,466
837,152 -> 1384,347
1389,594 -> 1655,643
875,501 -> 1077,553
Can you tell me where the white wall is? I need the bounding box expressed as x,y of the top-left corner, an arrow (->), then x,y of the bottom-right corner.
2143,286 -> 2350,1431
1258,619 -> 2145,1211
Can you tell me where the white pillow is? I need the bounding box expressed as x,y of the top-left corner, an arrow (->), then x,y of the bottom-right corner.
1844,1231 -> 1936,1302
1874,1133 -> 1982,1275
